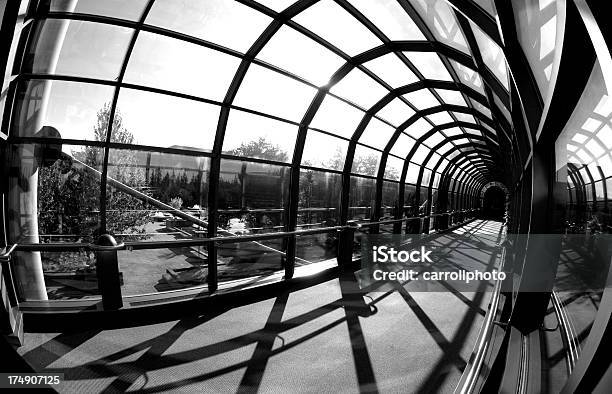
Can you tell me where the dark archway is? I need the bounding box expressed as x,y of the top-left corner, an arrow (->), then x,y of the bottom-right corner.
482,186 -> 506,221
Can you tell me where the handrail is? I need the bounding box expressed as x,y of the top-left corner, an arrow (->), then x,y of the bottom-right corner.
0,244 -> 18,261
455,236 -> 507,394
13,209 -> 481,253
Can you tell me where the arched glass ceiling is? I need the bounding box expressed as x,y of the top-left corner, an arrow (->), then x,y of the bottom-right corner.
12,0 -> 511,205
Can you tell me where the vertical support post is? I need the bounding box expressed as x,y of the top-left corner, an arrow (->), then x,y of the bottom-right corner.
337,221 -> 360,269
94,234 -> 123,310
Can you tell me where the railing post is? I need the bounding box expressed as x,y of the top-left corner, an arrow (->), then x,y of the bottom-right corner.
337,221 -> 360,269
1,245 -> 23,346
94,234 -> 123,310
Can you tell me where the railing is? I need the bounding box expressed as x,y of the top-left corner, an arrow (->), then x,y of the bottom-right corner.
7,208 -> 480,310
1,243 -> 23,345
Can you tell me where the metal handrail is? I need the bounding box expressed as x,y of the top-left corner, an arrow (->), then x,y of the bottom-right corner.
12,208 -> 480,253
0,244 -> 18,261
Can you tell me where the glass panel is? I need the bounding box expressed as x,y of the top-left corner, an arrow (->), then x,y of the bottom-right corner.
11,79 -> 115,141
384,155 -> 403,181
381,181 -> 400,221
406,163 -> 420,184
310,94 -> 365,138
293,0 -> 382,56
330,68 -> 389,109
218,159 -> 289,235
257,0 -> 297,12
50,0 -> 148,21
359,117 -> 395,150
403,88 -> 440,110
391,132 -> 416,157
7,144 -> 103,245
470,98 -> 492,118
513,0 -> 559,96
404,52 -> 453,81
450,60 -> 485,94
437,142 -> 454,155
427,111 -> 454,125
405,118 -> 432,139
412,0 -> 470,54
258,25 -> 345,86
233,64 -> 318,121
435,88 -> 467,106
298,169 -> 341,226
24,19 -> 132,80
352,144 -> 381,176
363,54 -> 419,89
105,149 -> 210,241
453,112 -> 476,124
377,98 -> 415,127
424,132 -> 445,148
116,88 -> 220,151
296,169 -> 342,263
223,109 -> 298,163
473,0 -> 497,16
125,32 -> 241,101
302,130 -> 348,170
412,144 -> 430,164
348,0 -> 425,40
470,21 -> 509,90
349,176 -> 376,221
146,0 -> 272,53
493,92 -> 512,124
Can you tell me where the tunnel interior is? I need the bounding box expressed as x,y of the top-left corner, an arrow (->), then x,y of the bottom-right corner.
1,0 -> 612,393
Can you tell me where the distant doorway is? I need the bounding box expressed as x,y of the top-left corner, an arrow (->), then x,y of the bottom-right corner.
482,186 -> 506,221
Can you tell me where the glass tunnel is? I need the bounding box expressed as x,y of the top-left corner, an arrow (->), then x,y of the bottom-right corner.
0,0 -> 611,393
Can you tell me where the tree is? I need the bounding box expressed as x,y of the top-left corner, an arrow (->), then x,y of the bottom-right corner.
226,137 -> 289,162
38,103 -> 151,249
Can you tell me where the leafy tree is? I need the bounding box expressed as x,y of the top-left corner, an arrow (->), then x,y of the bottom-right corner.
226,136 -> 289,162
38,103 -> 151,247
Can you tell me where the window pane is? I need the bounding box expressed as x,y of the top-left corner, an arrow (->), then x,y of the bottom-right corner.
310,94 -> 364,138
298,169 -> 341,225
470,98 -> 492,118
24,19 -> 132,80
302,130 -> 348,170
258,25 -> 345,87
146,0 -> 271,53
348,0 -> 424,41
412,144 -> 430,164
381,181 -> 400,219
293,0 -> 382,56
391,133 -> 416,157
403,88 -> 440,110
427,111 -> 454,125
406,163 -> 420,183
405,118 -> 432,139
105,148 -> 210,241
223,109 -> 297,162
9,144 -> 103,244
331,68 -> 389,109
125,32 -> 241,101
257,0 -> 297,12
377,98 -> 415,126
435,88 -> 467,106
470,21 -> 509,90
50,0 -> 148,21
450,60 -> 485,94
404,52 -> 452,81
364,54 -> 419,89
115,88 -> 220,151
218,159 -> 289,235
493,92 -> 511,124
349,176 -> 376,221
453,112 -> 476,124
384,155 -> 404,181
412,0 -> 470,54
234,64 -> 318,121
352,144 -> 381,176
359,117 -> 395,150
424,132 -> 445,148
11,79 -> 115,141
